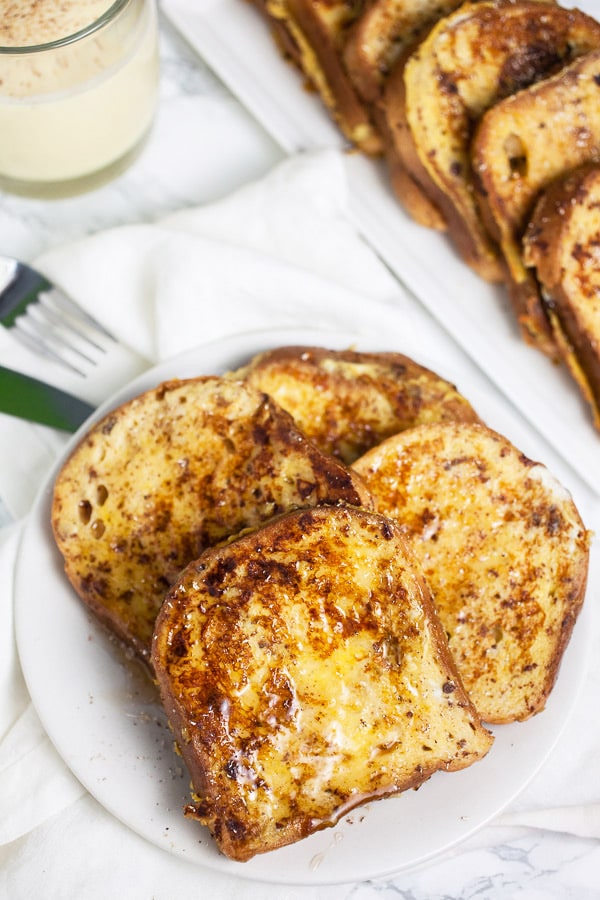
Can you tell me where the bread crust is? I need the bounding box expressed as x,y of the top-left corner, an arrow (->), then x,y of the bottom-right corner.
386,0 -> 600,283
472,49 -> 600,354
380,51 -> 449,228
523,162 -> 600,429
345,0 -> 465,228
250,0 -> 305,68
232,344 -> 480,462
152,503 -> 493,861
257,0 -> 383,154
353,421 -> 591,724
51,376 -> 372,664
343,0 -> 463,104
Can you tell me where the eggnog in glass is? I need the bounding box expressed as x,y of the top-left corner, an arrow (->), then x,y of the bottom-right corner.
0,0 -> 159,197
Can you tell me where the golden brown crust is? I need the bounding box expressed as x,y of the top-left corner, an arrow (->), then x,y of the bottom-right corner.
523,162 -> 600,429
245,0 -> 600,384
345,0 -> 465,229
248,0 -> 305,68
472,49 -> 600,354
353,421 -> 591,724
231,344 -> 480,462
386,0 -> 600,284
380,55 -> 448,228
259,0 -> 383,154
152,503 -> 493,861
343,0 -> 463,104
51,376 -> 371,664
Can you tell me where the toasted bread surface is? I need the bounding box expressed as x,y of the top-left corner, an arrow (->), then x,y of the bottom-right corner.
523,163 -> 600,430
51,376 -> 371,664
152,503 -> 493,861
232,345 -> 480,462
343,0 -> 463,104
352,422 -> 590,724
472,48 -> 600,352
260,0 -> 383,154
390,1 -> 600,282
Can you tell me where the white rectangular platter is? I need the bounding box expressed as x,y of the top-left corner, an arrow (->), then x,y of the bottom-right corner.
163,0 -> 600,495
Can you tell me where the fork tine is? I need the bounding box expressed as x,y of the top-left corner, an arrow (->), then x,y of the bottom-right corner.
15,284 -> 118,377
1,255 -> 121,377
32,296 -> 107,353
14,303 -> 105,377
9,325 -> 89,377
41,287 -> 117,341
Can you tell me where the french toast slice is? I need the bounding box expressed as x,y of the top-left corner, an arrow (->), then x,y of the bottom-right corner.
250,0 -> 305,69
152,503 -> 493,861
345,0 -> 465,229
231,345 -> 480,463
352,422 -> 590,724
472,48 -> 600,354
256,0 -> 383,154
51,376 -> 372,665
384,0 -> 600,282
343,0 -> 463,105
523,163 -> 600,431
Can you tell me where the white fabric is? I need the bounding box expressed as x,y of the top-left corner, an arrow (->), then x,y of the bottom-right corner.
0,151 -> 598,898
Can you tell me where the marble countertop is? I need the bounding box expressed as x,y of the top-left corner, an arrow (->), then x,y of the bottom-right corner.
1,7 -> 599,899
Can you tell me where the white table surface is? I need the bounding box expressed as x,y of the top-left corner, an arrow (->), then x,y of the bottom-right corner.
1,7 -> 599,898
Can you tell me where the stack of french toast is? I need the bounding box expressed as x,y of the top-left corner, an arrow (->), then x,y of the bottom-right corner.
248,0 -> 600,431
51,345 -> 590,862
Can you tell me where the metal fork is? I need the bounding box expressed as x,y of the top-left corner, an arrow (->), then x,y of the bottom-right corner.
0,254 -> 116,376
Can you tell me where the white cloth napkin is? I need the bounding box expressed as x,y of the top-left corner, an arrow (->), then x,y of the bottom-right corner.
1,150 -> 599,897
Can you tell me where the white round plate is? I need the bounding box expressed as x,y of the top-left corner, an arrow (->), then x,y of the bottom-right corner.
14,327 -> 593,885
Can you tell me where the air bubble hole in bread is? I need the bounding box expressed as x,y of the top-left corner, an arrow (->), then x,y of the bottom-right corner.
387,1 -> 600,283
472,48 -> 600,353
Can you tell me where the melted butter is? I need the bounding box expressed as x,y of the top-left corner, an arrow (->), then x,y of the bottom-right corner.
230,620 -> 456,820
160,506 -> 494,842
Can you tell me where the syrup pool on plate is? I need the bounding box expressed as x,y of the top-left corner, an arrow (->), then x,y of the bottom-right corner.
0,0 -> 159,197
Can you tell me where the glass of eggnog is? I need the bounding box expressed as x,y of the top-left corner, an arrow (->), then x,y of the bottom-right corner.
0,0 -> 159,198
